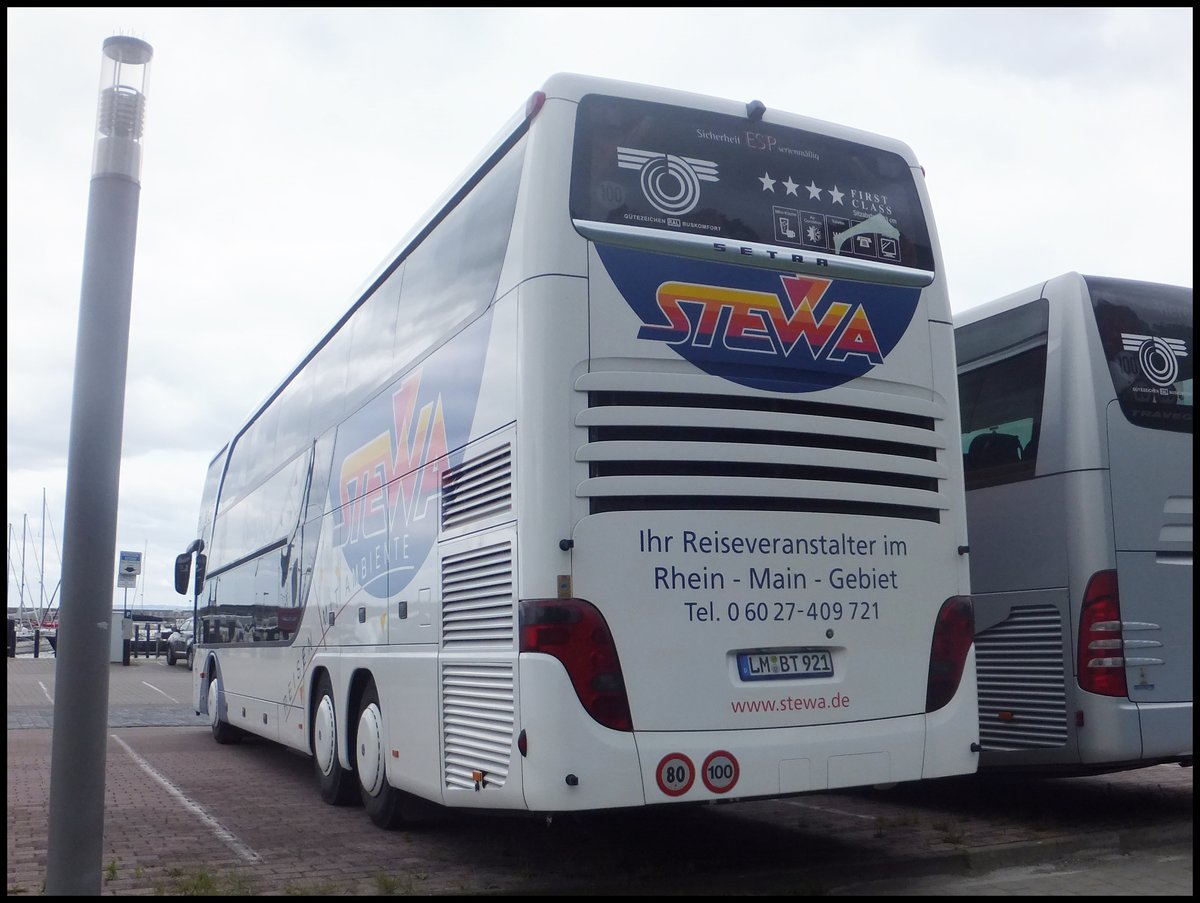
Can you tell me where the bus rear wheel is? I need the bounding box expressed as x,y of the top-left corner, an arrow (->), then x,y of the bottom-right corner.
313,672 -> 358,806
355,681 -> 406,829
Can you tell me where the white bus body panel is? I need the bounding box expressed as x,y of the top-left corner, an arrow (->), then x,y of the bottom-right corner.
518,646 -> 978,810
575,511 -> 950,730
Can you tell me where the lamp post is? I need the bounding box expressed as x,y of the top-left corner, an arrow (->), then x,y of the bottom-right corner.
45,34 -> 153,896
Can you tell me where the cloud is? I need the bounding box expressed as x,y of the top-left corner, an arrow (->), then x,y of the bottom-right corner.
6,8 -> 1193,614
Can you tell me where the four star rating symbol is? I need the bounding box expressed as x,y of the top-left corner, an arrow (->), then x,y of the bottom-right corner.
759,173 -> 845,204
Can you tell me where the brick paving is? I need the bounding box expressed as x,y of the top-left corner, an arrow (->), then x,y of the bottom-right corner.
7,655 -> 1193,895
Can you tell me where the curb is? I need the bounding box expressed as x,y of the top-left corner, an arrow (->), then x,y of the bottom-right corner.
961,820 -> 1193,873
797,818 -> 1196,892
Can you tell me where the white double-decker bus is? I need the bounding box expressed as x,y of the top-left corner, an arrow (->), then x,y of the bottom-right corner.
175,74 -> 978,828
956,273 -> 1192,774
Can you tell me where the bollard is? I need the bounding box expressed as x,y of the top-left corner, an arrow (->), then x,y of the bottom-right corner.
33,628 -> 41,659
6,619 -> 15,658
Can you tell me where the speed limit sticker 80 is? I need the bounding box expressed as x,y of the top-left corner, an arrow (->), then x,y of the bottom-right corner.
655,753 -> 695,797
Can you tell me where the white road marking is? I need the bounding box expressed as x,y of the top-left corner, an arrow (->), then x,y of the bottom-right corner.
110,734 -> 262,863
37,681 -> 53,704
781,799 -> 877,820
140,680 -> 180,704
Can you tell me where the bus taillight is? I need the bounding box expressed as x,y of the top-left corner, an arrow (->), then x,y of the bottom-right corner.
1077,570 -> 1128,698
519,598 -> 633,732
926,595 -> 974,712
525,90 -> 546,120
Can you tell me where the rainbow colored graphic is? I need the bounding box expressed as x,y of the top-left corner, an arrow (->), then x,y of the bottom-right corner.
600,245 -> 920,392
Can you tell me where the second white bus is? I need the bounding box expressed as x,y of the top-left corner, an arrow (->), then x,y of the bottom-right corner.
956,272 -> 1192,774
175,73 -> 979,828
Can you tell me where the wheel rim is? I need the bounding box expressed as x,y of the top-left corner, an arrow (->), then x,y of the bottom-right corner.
314,695 -> 337,777
206,676 -> 221,729
356,702 -> 386,797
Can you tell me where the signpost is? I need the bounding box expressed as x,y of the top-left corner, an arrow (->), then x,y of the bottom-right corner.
118,549 -> 141,613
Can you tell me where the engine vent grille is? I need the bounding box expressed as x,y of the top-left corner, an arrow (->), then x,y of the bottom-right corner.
975,604 -> 1068,750
441,540 -> 514,649
442,443 -> 513,531
441,660 -> 514,790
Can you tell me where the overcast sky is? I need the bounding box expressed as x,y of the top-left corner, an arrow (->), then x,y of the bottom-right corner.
6,8 -> 1194,616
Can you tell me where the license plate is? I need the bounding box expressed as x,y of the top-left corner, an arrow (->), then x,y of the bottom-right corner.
737,649 -> 833,681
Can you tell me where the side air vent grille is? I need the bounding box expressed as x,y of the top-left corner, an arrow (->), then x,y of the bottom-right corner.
442,443 -> 513,531
575,376 -> 950,522
441,540 -> 514,649
975,604 -> 1068,750
442,660 -> 514,790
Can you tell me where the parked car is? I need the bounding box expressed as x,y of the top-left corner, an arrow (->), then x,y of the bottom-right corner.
166,617 -> 194,670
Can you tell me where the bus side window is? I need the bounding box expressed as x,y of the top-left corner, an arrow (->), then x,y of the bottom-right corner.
956,357 -> 1046,490
956,297 -> 1050,490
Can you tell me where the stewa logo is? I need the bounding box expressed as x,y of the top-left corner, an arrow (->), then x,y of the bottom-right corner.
597,244 -> 920,393
639,277 -> 884,365
333,373 -> 449,597
618,146 -> 719,216
1122,332 -> 1188,387
329,313 -> 490,598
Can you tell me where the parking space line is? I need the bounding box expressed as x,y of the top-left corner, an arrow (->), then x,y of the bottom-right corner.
37,681 -> 53,704
780,799 -> 877,820
110,733 -> 262,863
140,680 -> 180,704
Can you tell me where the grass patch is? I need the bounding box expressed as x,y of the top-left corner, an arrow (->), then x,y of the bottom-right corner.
931,818 -> 967,845
156,867 -> 259,896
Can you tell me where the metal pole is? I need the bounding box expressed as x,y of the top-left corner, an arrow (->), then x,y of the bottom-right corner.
45,34 -> 153,897
20,515 -> 29,625
123,587 -> 131,663
40,489 -> 47,620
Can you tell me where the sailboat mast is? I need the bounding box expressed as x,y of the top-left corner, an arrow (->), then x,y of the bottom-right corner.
40,489 -> 47,620
21,514 -> 30,623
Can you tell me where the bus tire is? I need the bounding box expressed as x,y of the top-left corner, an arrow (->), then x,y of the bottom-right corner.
313,672 -> 358,806
206,662 -> 244,746
355,681 -> 405,829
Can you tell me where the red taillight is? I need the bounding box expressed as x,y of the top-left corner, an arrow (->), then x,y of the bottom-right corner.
525,90 -> 546,120
926,595 -> 974,712
1077,570 -> 1127,698
519,598 -> 632,731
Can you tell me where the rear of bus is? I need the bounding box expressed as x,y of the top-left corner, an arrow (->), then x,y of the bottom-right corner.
960,273 -> 1192,773
514,75 -> 978,810
1092,276 -> 1193,769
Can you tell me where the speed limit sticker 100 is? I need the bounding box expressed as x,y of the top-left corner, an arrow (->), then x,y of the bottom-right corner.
702,750 -> 740,794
